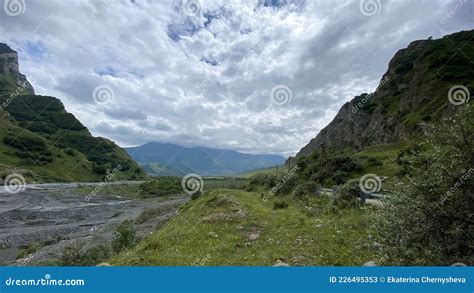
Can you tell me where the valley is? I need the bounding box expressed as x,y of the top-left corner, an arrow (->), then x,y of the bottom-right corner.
0,29 -> 471,267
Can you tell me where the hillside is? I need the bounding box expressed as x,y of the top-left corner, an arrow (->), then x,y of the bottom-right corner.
296,30 -> 473,158
112,189 -> 377,266
0,43 -> 146,182
126,142 -> 286,176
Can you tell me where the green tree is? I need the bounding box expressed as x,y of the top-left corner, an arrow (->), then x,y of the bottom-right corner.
375,105 -> 473,265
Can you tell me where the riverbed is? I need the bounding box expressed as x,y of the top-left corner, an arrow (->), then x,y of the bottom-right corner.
0,182 -> 189,265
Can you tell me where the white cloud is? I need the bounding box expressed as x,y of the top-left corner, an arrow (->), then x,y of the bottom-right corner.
1,0 -> 472,156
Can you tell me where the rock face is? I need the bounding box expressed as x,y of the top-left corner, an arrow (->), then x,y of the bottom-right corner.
296,30 -> 473,158
0,43 -> 34,95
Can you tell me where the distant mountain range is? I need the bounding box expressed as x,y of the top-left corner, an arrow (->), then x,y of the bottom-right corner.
125,142 -> 286,176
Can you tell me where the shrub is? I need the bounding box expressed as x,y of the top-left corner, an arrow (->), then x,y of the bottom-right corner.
292,181 -> 320,198
112,222 -> 136,254
139,177 -> 182,197
333,179 -> 361,207
60,245 -> 112,266
191,191 -> 202,200
375,105 -> 473,265
367,157 -> 383,167
273,200 -> 289,210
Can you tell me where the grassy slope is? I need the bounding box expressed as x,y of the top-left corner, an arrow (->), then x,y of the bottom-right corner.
0,94 -> 146,182
112,189 -> 378,266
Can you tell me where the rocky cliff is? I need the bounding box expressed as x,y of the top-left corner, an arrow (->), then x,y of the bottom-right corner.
296,30 -> 473,158
0,43 -> 34,95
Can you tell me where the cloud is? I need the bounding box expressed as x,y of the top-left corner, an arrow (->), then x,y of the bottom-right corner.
0,0 -> 472,156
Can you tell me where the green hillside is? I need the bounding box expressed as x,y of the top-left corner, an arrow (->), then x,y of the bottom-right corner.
0,44 -> 146,182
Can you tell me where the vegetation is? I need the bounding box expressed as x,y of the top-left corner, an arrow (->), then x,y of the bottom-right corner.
375,105 -> 473,265
112,222 -> 137,254
0,68 -> 146,182
112,189 -> 378,266
60,245 -> 112,266
60,223 -> 137,266
138,177 -> 182,197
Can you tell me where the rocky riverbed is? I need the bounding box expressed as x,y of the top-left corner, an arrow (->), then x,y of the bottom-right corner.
0,183 -> 189,265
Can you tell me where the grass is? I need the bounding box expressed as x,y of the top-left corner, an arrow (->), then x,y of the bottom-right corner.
111,188 -> 380,266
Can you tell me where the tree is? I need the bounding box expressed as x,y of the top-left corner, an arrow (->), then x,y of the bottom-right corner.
375,105 -> 473,265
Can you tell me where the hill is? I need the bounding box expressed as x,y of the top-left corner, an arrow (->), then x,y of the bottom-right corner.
125,142 -> 286,176
296,30 -> 473,158
0,43 -> 146,182
291,30 -> 473,186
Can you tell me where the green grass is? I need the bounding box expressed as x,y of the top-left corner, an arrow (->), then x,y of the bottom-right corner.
112,189 -> 380,266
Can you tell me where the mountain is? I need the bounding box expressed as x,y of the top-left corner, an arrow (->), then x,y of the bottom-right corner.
296,30 -> 473,158
125,142 -> 286,176
0,43 -> 146,182
140,163 -> 184,177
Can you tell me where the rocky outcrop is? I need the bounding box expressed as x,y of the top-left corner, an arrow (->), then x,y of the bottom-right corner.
296,30 -> 473,158
0,43 -> 34,95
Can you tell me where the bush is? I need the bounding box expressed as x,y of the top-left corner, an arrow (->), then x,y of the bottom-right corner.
367,157 -> 383,167
247,173 -> 278,189
60,245 -> 112,266
139,177 -> 182,197
292,181 -> 320,198
375,105 -> 473,265
333,179 -> 361,207
191,191 -> 202,200
112,222 -> 136,254
273,200 -> 289,210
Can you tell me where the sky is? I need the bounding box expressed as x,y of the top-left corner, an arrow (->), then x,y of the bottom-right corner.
0,0 -> 472,156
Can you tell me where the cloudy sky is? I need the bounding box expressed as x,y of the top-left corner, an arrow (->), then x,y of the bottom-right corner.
0,0 -> 472,156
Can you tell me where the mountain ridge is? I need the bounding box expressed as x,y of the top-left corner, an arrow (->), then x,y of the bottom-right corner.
126,142 -> 286,176
295,30 -> 473,158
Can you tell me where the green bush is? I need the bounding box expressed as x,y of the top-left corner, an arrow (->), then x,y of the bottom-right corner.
273,199 -> 289,210
112,222 -> 136,254
333,179 -> 361,207
375,105 -> 473,265
60,245 -> 112,266
292,181 -> 320,198
139,177 -> 182,197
